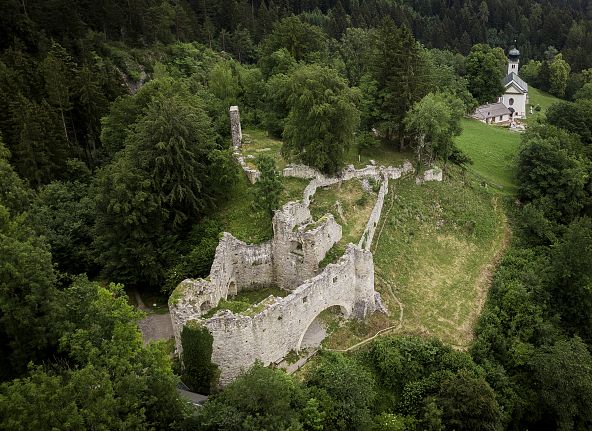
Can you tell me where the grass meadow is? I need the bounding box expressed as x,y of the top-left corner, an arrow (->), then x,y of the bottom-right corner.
323,171 -> 506,349
456,118 -> 521,193
526,86 -> 562,124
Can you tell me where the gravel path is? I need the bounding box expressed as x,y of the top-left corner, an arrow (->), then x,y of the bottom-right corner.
133,289 -> 174,344
138,313 -> 174,344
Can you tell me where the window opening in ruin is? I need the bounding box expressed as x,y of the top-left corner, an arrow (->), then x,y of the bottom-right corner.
228,280 -> 237,296
333,276 -> 338,283
302,296 -> 308,303
200,301 -> 211,312
290,240 -> 304,256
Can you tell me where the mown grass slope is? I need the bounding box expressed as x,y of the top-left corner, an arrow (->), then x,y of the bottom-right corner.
456,118 -> 521,193
323,171 -> 506,349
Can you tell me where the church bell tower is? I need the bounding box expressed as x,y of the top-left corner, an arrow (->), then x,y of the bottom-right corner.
508,47 -> 520,75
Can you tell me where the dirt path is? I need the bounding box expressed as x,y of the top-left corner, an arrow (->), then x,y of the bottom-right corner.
133,289 -> 174,344
138,314 -> 174,344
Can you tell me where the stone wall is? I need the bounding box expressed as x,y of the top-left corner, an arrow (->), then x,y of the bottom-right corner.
169,106 -> 438,387
282,164 -> 322,179
170,200 -> 343,350
271,201 -> 342,290
229,106 -> 242,149
169,233 -> 274,347
359,180 -> 388,250
230,106 -> 260,184
416,167 -> 443,184
204,245 -> 378,385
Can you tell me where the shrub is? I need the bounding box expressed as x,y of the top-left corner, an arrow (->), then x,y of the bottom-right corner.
181,322 -> 219,393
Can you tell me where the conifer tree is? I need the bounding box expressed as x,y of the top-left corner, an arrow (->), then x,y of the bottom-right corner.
369,18 -> 432,149
254,155 -> 283,217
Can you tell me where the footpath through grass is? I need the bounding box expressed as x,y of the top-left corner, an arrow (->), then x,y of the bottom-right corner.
323,171 -> 506,349
456,118 -> 521,193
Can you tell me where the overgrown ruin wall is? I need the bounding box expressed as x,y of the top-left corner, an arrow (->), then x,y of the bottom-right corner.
169,201 -> 343,351
203,245 -> 378,385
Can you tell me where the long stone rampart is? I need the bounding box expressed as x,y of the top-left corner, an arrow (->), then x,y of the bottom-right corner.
282,164 -> 321,179
359,180 -> 388,250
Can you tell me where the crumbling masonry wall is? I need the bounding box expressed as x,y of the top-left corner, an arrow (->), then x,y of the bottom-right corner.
169,201 -> 343,351
203,245 -> 377,385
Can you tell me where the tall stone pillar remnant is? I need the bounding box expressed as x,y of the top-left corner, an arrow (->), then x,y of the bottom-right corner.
229,106 -> 242,149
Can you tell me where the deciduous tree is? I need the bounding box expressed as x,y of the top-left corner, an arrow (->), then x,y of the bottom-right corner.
282,64 -> 360,175
465,44 -> 505,104
253,155 -> 283,217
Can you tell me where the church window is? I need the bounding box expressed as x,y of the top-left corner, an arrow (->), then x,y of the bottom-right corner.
509,98 -> 514,106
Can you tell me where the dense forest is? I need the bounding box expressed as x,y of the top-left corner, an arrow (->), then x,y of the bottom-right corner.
2,0 -> 592,430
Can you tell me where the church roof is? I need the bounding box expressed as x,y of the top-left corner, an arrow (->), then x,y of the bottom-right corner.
472,102 -> 511,120
502,72 -> 528,93
509,48 -> 520,57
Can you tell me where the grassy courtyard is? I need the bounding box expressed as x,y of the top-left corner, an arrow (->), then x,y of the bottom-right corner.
241,129 -> 286,170
202,286 -> 289,318
309,179 -> 377,246
345,140 -> 413,169
308,179 -> 378,268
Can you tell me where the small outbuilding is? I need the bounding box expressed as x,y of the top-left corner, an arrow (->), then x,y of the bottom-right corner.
471,102 -> 512,124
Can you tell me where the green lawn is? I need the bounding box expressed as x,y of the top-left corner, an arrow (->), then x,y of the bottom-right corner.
242,129 -> 287,170
527,86 -> 562,124
345,141 -> 413,169
456,118 -> 521,193
324,172 -> 506,349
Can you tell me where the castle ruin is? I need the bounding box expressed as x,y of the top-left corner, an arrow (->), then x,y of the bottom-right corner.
169,106 -> 441,386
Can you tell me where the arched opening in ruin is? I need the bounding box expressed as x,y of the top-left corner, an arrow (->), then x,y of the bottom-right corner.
227,280 -> 237,296
296,304 -> 350,352
200,300 -> 211,312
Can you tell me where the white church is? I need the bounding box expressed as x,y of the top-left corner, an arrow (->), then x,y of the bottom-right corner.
473,48 -> 529,124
